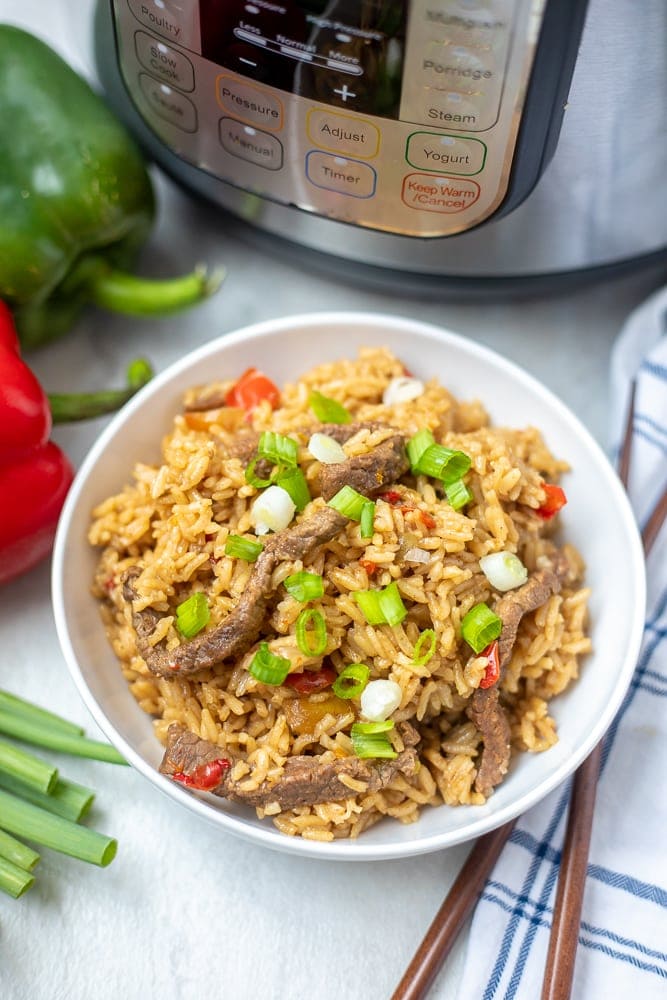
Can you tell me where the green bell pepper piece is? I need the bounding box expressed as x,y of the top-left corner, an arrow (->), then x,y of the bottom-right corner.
0,26 -> 222,347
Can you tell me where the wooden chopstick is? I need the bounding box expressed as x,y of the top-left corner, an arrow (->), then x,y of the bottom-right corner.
393,376 -> 667,1000
541,382 -> 666,999
391,821 -> 516,1000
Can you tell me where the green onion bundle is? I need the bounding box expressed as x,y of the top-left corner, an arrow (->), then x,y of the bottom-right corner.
0,688 -> 123,899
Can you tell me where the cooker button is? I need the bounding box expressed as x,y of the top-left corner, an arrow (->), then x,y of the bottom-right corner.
401,173 -> 480,213
405,133 -> 486,175
134,32 -> 195,92
306,109 -> 380,160
216,75 -> 283,132
127,0 -> 199,49
219,118 -> 283,170
420,88 -> 498,131
139,74 -> 198,132
305,152 -> 376,199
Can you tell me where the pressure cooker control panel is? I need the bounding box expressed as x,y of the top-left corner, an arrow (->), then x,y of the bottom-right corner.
111,0 -> 546,238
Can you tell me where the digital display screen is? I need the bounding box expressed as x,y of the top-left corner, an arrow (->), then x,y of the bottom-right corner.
198,1 -> 407,117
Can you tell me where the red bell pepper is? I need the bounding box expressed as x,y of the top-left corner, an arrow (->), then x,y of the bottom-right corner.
536,483 -> 567,520
479,639 -> 501,689
0,302 -> 152,585
225,367 -> 281,411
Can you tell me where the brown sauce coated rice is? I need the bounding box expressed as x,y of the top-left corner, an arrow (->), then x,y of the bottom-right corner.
89,348 -> 591,841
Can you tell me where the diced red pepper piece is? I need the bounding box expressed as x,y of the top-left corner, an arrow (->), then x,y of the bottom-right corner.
479,639 -> 501,689
420,511 -> 437,530
359,559 -> 378,576
379,490 -> 403,505
536,483 -> 567,520
225,367 -> 280,411
285,665 -> 336,694
172,758 -> 230,790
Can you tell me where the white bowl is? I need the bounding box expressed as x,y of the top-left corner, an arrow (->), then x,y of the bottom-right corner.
52,313 -> 646,861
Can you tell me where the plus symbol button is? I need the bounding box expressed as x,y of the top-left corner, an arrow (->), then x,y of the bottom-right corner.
333,84 -> 356,102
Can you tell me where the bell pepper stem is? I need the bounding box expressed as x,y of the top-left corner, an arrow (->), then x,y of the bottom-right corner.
48,358 -> 153,423
88,264 -> 224,316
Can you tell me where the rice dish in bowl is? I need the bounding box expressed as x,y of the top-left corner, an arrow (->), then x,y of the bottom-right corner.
53,313 -> 645,860
88,346 -> 590,842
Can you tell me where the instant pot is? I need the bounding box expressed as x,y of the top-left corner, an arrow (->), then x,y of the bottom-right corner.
97,1 -> 667,295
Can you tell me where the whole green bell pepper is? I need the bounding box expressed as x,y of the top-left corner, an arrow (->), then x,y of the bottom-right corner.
0,26 -> 222,348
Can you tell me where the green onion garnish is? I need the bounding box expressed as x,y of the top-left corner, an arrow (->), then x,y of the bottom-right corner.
0,711 -> 126,765
350,720 -> 397,760
309,390 -> 352,424
332,663 -> 370,699
295,609 -> 328,656
353,580 -> 407,627
284,571 -> 324,603
407,429 -> 471,485
446,479 -> 473,511
0,855 -> 35,898
0,690 -> 84,738
0,827 -> 40,873
0,788 -> 116,867
0,737 -> 58,795
176,592 -> 210,639
461,602 -> 503,654
257,431 -> 298,467
360,500 -> 375,539
0,772 -> 94,823
412,628 -> 437,666
244,456 -> 278,489
328,485 -> 368,520
276,467 -> 311,511
225,535 -> 264,561
406,428 -> 435,468
248,643 -> 291,686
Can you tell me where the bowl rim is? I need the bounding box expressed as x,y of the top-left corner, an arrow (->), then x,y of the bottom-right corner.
52,310 -> 646,860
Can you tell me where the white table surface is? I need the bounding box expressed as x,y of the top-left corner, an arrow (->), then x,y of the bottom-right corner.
1,4 -> 665,999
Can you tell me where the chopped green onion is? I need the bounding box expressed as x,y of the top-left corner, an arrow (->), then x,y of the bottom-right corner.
412,628 -> 437,666
353,581 -> 408,627
0,711 -> 127,765
176,592 -> 210,639
0,772 -> 94,823
295,609 -> 328,656
284,571 -> 324,603
352,589 -> 385,625
0,827 -> 40,872
248,643 -> 291,686
276,467 -> 311,511
461,602 -> 503,654
407,430 -> 471,485
406,428 -> 435,468
360,500 -> 375,539
418,445 -> 471,484
0,854 -> 35,898
445,479 -> 473,511
309,390 -> 351,424
0,788 -> 117,867
332,664 -> 370,699
257,431 -> 298,467
350,720 -> 397,760
0,738 -> 58,795
225,535 -> 264,561
0,690 -> 84,738
327,485 -> 367,520
352,720 -> 395,734
244,456 -> 278,489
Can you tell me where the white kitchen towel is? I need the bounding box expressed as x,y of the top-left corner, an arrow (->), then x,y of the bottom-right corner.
456,287 -> 667,1000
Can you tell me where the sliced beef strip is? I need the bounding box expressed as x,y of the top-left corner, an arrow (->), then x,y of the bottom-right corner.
226,421 -> 387,467
183,387 -> 229,412
319,435 -> 409,501
160,721 -> 420,810
467,553 -> 572,798
122,433 -> 408,678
